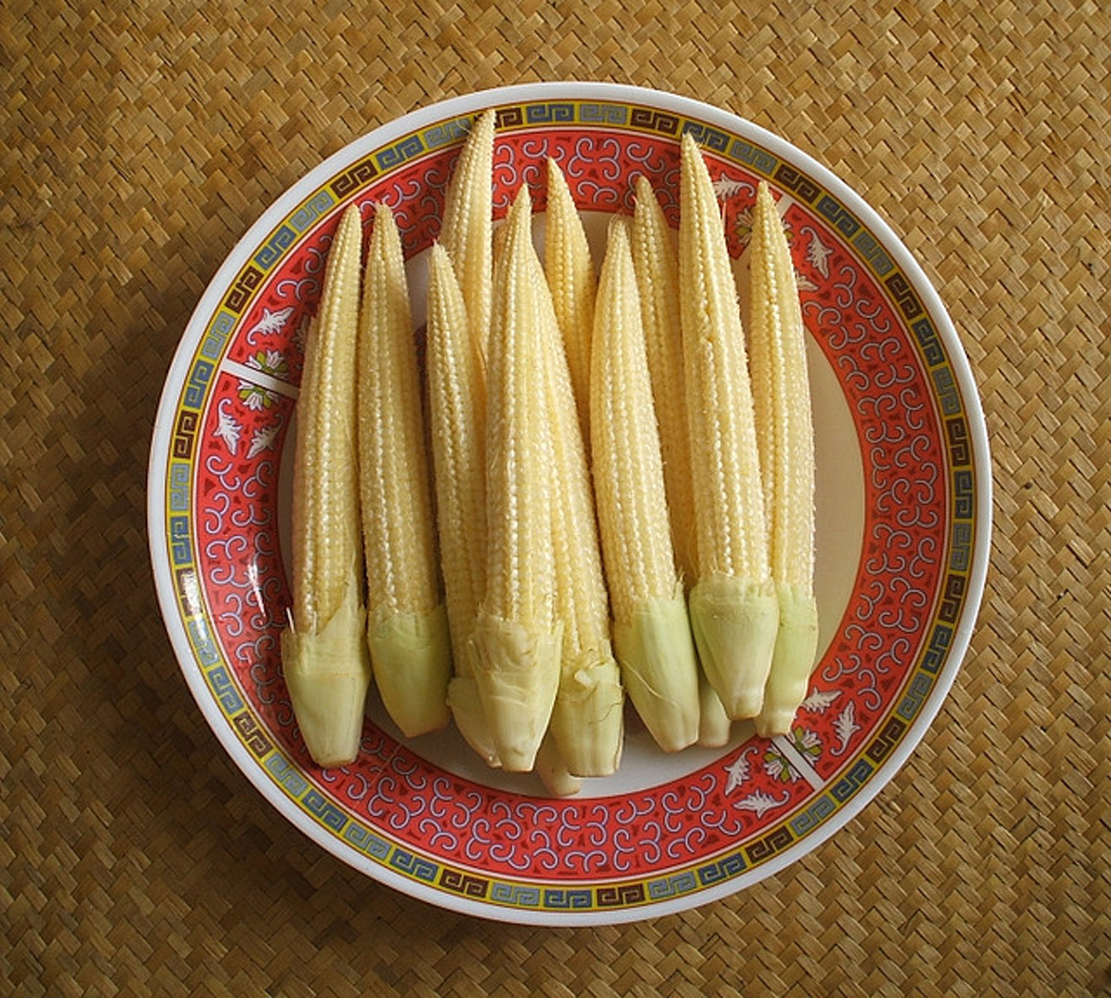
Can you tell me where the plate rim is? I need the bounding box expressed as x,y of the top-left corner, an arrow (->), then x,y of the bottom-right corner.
147,81 -> 992,925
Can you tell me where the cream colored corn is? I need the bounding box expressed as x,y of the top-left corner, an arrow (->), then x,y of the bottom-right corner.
439,109 -> 495,359
544,157 -> 596,438
591,218 -> 700,753
281,204 -> 372,767
358,202 -> 452,739
630,175 -> 699,588
632,178 -> 734,745
470,186 -> 562,773
679,133 -> 779,720
491,217 -> 509,269
748,182 -> 819,737
533,246 -> 624,778
425,241 -> 499,765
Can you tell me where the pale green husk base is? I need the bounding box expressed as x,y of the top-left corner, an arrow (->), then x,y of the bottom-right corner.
469,614 -> 563,772
446,673 -> 501,767
534,734 -> 583,797
548,643 -> 625,777
613,593 -> 701,753
696,669 -> 733,748
281,585 -> 372,768
688,574 -> 780,720
367,604 -> 453,739
754,582 -> 820,737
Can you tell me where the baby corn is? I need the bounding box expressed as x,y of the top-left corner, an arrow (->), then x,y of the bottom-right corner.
679,133 -> 779,720
630,175 -> 698,587
470,186 -> 562,772
544,157 -> 596,438
281,204 -> 371,767
748,182 -> 819,737
358,203 -> 452,738
632,176 -> 733,747
425,241 -> 498,764
439,109 -> 496,359
534,245 -> 624,778
591,218 -> 700,753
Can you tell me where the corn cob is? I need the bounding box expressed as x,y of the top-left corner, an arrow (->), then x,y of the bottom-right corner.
748,182 -> 819,737
630,175 -> 699,587
544,157 -> 596,439
470,185 -> 562,772
631,177 -> 734,747
281,204 -> 371,767
358,202 -> 452,738
591,217 -> 700,753
439,109 -> 496,360
533,243 -> 624,778
425,241 -> 499,765
492,217 -> 509,269
679,133 -> 779,720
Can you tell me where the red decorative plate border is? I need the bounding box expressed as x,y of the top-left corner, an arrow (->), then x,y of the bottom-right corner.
148,83 -> 990,924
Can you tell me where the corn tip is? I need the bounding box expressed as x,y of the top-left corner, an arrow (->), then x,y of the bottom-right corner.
281,582 -> 371,767
688,574 -> 779,720
367,605 -> 453,738
612,593 -> 701,753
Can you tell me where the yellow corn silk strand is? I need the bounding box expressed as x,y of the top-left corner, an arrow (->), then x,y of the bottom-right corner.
533,245 -> 624,778
425,242 -> 500,766
544,157 -> 597,442
591,218 -> 700,753
439,108 -> 496,363
470,185 -> 562,773
630,176 -> 731,748
748,182 -> 819,737
358,202 -> 451,739
281,204 -> 372,767
679,133 -> 779,721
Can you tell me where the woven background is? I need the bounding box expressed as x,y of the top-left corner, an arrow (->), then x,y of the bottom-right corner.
3,0 -> 1108,994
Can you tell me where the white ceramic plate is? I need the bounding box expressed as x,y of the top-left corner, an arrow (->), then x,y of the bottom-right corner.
148,83 -> 990,924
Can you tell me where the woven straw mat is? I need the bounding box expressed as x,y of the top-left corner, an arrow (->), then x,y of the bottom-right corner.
2,1 -> 1107,996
